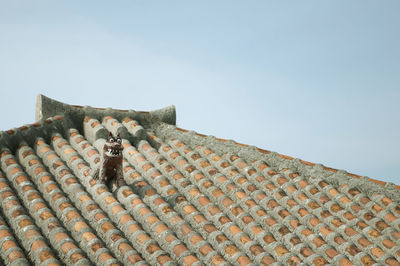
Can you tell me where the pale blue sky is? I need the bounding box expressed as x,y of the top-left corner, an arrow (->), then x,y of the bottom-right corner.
0,1 -> 399,184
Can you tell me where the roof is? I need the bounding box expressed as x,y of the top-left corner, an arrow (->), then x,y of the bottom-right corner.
0,94 -> 399,266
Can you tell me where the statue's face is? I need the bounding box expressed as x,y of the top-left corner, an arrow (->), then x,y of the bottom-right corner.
104,132 -> 123,158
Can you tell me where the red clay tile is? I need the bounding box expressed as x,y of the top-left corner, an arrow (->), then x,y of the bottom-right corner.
275,246 -> 289,256
183,255 -> 200,265
369,178 -> 386,186
298,179 -> 309,188
310,217 -> 321,227
360,255 -> 376,266
350,204 -> 362,213
346,245 -> 361,256
286,185 -> 297,194
224,245 -> 239,257
39,211 -> 54,221
381,197 -> 393,206
287,172 -> 299,179
386,258 -> 400,266
265,217 -> 278,226
278,226 -> 290,236
360,197 -> 371,205
320,226 -> 334,236
382,239 -> 396,249
331,218 -> 345,228
251,225 -> 263,236
297,193 -> 308,201
308,187 -> 319,195
2,240 -> 17,251
300,247 -> 313,257
203,224 -> 218,234
371,247 -> 385,258
368,229 -> 380,238
189,235 -> 202,245
300,160 -> 315,167
334,236 -> 346,245
265,183 -> 276,191
298,208 -> 310,217
263,234 -> 276,245
24,229 -> 40,240
278,154 -> 294,160
256,148 -> 270,154
338,258 -> 353,266
375,220 -> 389,231
70,252 -> 86,264
313,257 -> 328,266
261,255 -> 277,265
245,199 -> 258,209
61,241 -> 77,254
31,239 -> 47,252
7,250 -> 25,262
39,250 -> 54,263
173,244 -> 188,257
308,201 -> 321,210
325,248 -> 339,259
312,237 -> 326,248
385,212 -> 397,223
216,234 -> 229,244
343,212 -> 356,221
239,216 -> 252,225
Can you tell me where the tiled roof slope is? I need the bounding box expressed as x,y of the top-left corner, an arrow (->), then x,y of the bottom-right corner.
0,94 -> 398,266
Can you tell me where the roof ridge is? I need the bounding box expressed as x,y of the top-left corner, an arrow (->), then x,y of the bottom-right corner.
35,94 -> 176,127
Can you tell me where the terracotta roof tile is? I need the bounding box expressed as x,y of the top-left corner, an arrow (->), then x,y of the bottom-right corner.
53,135 -> 176,265
0,95 -> 399,265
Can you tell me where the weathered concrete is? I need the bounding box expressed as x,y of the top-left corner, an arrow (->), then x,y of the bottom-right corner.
36,94 -> 176,130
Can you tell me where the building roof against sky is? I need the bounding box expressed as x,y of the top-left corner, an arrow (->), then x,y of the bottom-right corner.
0,94 -> 399,265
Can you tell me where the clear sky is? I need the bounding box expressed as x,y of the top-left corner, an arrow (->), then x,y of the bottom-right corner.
0,1 -> 399,185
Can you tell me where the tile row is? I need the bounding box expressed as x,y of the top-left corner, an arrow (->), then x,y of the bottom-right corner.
126,115 -> 400,265
1,149 -> 92,265
163,140 -> 333,265
70,127 -> 204,266
35,138 -> 147,265
135,140 -> 279,265
102,115 -> 400,265
131,141 -> 257,265
18,143 -> 134,265
100,118 -> 228,265
85,116 -> 254,265
195,146 -> 378,263
0,164 -> 62,266
248,159 -> 400,265
0,200 -> 30,265
51,133 -> 177,265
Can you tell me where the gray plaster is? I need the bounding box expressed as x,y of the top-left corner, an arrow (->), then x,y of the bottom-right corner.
36,94 -> 176,131
153,122 -> 400,203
